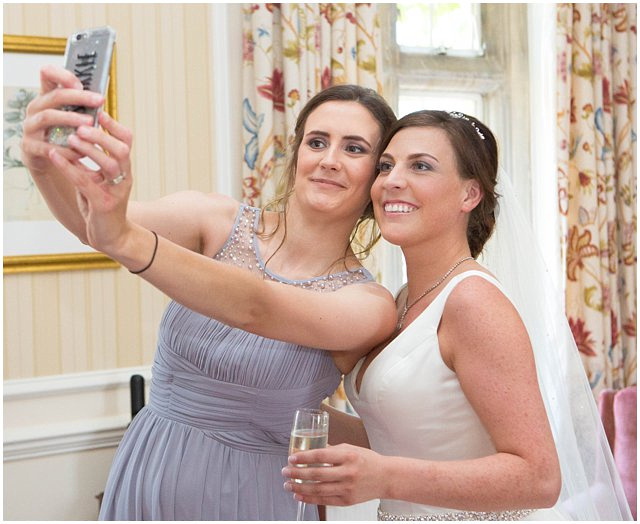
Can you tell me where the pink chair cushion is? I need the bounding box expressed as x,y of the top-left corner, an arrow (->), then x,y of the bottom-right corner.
599,386 -> 637,519
613,386 -> 636,519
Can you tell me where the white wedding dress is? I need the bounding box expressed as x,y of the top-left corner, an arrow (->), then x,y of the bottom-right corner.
344,270 -> 569,521
343,171 -> 631,520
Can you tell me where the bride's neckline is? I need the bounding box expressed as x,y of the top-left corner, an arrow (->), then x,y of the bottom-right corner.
353,269 -> 494,397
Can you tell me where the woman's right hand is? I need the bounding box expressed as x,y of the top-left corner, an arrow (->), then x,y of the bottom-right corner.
282,443 -> 388,507
21,64 -> 105,177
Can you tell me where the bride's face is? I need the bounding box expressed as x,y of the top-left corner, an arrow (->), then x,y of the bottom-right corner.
371,126 -> 478,248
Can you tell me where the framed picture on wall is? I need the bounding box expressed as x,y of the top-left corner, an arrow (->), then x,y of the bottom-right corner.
3,33 -> 119,274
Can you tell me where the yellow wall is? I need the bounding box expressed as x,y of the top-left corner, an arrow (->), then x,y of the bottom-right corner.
3,4 -> 217,379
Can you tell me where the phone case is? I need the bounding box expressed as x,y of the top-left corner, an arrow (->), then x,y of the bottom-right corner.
47,26 -> 116,146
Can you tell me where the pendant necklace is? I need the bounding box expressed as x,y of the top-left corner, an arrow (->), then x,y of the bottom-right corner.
397,256 -> 474,331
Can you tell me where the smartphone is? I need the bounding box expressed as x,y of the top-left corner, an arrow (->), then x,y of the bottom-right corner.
47,26 -> 116,146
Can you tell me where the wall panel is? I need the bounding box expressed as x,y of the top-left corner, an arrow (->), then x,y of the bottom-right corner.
3,4 -> 245,520
3,3 -> 215,379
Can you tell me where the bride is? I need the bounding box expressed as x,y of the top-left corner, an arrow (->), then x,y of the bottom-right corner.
283,110 -> 632,521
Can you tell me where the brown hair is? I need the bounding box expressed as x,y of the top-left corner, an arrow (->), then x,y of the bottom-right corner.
379,110 -> 498,258
264,84 -> 396,261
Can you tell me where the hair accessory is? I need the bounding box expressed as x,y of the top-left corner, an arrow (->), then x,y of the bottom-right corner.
130,231 -> 158,274
447,111 -> 485,140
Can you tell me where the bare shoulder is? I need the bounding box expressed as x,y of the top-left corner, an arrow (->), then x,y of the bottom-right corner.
439,273 -> 529,368
198,192 -> 242,254
444,272 -> 516,321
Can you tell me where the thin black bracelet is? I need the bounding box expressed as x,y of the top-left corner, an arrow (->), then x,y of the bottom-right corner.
129,231 -> 159,274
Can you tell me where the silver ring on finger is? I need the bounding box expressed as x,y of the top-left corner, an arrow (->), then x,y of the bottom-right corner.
107,172 -> 127,186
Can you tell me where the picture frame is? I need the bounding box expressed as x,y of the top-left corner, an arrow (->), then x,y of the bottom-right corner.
3,33 -> 119,274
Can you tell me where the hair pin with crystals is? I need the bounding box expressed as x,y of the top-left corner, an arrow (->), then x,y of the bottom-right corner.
447,111 -> 486,140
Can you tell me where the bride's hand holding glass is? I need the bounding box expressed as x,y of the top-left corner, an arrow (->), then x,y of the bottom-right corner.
284,443 -> 386,508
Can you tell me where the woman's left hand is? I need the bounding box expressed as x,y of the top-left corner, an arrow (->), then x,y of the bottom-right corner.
282,443 -> 387,506
48,111 -> 135,255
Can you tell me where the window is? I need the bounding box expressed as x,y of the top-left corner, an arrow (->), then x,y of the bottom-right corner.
396,3 -> 483,57
385,3 -> 529,161
394,3 -> 488,120
377,4 -> 531,291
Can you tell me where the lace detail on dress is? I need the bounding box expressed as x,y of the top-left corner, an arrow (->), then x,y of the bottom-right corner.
214,205 -> 373,292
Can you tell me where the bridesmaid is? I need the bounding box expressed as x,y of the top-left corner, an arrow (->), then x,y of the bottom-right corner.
21,66 -> 397,520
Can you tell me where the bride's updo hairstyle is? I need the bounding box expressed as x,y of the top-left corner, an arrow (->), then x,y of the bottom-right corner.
378,110 -> 499,258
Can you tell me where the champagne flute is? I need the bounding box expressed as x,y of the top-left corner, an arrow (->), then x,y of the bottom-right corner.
288,408 -> 329,521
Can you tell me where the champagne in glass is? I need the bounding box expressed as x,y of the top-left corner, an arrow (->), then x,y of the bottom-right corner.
289,408 -> 329,521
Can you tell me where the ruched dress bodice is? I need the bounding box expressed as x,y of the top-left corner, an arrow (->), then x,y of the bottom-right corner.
99,205 -> 373,520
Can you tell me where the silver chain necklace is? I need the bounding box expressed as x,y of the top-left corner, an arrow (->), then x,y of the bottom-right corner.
397,256 -> 474,331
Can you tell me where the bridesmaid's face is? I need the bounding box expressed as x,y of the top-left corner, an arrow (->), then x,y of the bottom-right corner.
293,101 -> 381,224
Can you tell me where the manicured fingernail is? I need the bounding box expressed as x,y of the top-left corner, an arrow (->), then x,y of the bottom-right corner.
90,93 -> 103,104
283,482 -> 292,492
288,455 -> 297,464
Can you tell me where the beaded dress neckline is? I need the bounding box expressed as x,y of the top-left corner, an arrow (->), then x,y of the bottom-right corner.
214,204 -> 373,292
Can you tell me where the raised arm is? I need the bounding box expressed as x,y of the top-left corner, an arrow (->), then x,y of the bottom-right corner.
46,118 -> 397,362
21,65 -> 237,253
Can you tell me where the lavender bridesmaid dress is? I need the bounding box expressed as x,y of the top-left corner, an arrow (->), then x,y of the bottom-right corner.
99,205 -> 373,520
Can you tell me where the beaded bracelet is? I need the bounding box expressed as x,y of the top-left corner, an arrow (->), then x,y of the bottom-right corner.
130,231 -> 158,274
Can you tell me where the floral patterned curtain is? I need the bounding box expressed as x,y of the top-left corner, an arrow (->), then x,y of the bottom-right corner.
556,4 -> 636,398
241,3 -> 382,206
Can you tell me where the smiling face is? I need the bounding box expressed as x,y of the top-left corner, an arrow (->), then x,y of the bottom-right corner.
371,126 -> 481,250
292,100 -> 382,223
